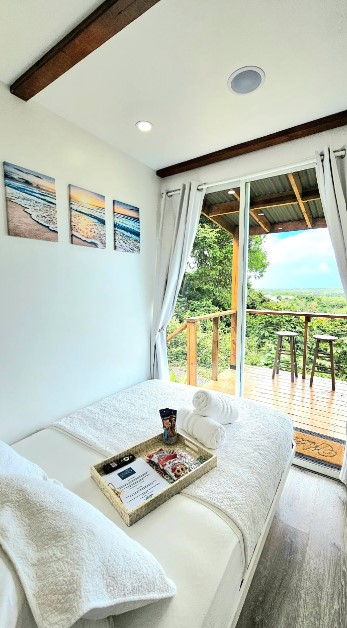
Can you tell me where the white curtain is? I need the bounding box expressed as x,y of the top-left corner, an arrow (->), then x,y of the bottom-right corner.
316,145 -> 347,483
150,182 -> 205,380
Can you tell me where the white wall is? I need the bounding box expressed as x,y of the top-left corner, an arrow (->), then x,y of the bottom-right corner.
0,82 -> 159,444
160,125 -> 347,190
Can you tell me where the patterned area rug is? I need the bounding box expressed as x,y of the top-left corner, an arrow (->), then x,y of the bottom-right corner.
294,428 -> 345,470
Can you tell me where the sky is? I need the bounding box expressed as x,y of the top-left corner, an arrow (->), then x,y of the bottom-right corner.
251,228 -> 343,290
70,185 -> 105,209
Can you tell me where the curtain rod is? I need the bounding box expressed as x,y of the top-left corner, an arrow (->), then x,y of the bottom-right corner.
162,148 -> 346,196
161,188 -> 181,197
197,149 -> 346,192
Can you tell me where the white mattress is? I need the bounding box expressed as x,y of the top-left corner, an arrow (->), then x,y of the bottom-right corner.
12,428 -> 244,628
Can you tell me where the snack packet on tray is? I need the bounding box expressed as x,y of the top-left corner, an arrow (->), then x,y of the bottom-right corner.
146,448 -> 199,482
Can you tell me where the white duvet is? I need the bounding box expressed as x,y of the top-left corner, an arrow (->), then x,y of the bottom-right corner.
2,379 -> 293,628
53,379 -> 293,567
0,442 -> 175,628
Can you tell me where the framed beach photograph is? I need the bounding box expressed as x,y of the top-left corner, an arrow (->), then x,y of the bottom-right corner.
3,162 -> 57,241
113,199 -> 140,253
69,185 -> 106,248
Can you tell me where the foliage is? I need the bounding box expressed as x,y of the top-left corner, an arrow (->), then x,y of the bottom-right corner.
167,214 -> 347,383
244,293 -> 347,379
248,236 -> 269,280
168,214 -> 269,380
178,215 -> 268,317
179,216 -> 232,314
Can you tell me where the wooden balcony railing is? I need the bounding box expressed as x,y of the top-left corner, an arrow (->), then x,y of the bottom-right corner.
167,309 -> 347,386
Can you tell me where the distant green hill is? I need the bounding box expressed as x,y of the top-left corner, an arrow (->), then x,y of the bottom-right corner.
261,288 -> 344,297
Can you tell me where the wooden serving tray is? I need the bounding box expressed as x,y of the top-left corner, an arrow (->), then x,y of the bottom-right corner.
91,432 -> 217,526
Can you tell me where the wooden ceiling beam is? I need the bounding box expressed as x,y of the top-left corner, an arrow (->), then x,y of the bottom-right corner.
250,208 -> 271,233
10,0 -> 161,101
288,173 -> 313,228
231,190 -> 240,201
249,216 -> 326,236
203,211 -> 326,237
205,187 -> 320,218
302,189 -> 321,203
156,110 -> 347,178
251,188 -> 320,210
201,210 -> 234,235
207,201 -> 239,217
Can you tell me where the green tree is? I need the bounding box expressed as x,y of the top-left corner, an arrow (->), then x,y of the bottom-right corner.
168,215 -> 347,382
178,215 -> 268,316
168,215 -> 269,381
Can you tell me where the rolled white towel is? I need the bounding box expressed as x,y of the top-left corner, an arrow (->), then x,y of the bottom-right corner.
177,406 -> 225,449
192,389 -> 238,425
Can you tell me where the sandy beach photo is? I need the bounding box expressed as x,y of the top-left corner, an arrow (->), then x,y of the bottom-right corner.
7,201 -> 58,241
69,185 -> 105,249
113,199 -> 140,253
3,162 -> 57,241
71,235 -> 98,247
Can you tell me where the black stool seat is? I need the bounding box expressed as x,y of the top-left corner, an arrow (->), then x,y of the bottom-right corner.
310,334 -> 337,391
272,331 -> 299,383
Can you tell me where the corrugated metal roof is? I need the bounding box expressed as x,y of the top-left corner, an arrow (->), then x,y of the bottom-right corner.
306,198 -> 324,219
264,203 -> 303,224
300,168 -> 318,190
223,213 -> 239,227
220,213 -> 259,228
204,189 -> 239,206
204,167 -> 325,230
250,173 -> 292,197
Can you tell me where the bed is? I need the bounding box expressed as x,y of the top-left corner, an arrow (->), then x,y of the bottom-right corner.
5,380 -> 294,628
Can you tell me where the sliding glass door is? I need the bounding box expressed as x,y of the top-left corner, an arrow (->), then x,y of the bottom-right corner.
237,164 -> 346,478
167,156 -> 345,478
233,180 -> 250,397
167,179 -> 244,396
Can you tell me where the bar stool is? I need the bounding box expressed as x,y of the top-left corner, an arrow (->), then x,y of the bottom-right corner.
272,331 -> 298,383
310,334 -> 337,391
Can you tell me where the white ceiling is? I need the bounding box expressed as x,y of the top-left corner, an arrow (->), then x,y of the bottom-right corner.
2,0 -> 347,171
0,0 -> 103,84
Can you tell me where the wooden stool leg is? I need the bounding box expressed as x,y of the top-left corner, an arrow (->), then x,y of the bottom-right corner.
310,339 -> 319,387
272,336 -> 281,379
276,336 -> 283,374
290,337 -> 295,383
293,337 -> 298,378
329,340 -> 336,391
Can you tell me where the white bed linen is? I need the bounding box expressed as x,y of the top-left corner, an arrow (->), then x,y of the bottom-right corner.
12,428 -> 244,628
0,547 -> 27,628
52,379 -> 292,565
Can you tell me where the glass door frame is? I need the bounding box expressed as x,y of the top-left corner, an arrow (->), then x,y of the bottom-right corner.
235,158 -> 317,398
198,155 -> 341,479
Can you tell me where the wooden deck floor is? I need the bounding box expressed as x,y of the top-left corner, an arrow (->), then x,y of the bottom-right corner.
204,365 -> 347,440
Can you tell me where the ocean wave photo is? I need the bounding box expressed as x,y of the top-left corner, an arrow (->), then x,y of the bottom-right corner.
69,185 -> 106,249
4,162 -> 57,241
113,199 -> 140,253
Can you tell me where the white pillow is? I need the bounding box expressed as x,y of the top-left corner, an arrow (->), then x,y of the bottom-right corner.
0,440 -> 50,480
0,443 -> 176,626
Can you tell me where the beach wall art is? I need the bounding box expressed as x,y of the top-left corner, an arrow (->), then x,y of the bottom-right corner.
113,199 -> 140,253
3,162 -> 58,241
69,185 -> 106,248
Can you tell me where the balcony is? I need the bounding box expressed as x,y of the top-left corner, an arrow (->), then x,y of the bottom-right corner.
168,309 -> 347,470
203,363 -> 346,440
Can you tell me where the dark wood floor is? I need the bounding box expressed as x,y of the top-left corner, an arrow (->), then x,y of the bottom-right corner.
236,467 -> 347,628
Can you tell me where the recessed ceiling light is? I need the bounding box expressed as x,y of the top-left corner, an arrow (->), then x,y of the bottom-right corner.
228,189 -> 236,195
136,120 -> 153,132
258,212 -> 265,216
278,227 -> 283,230
227,66 -> 265,95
